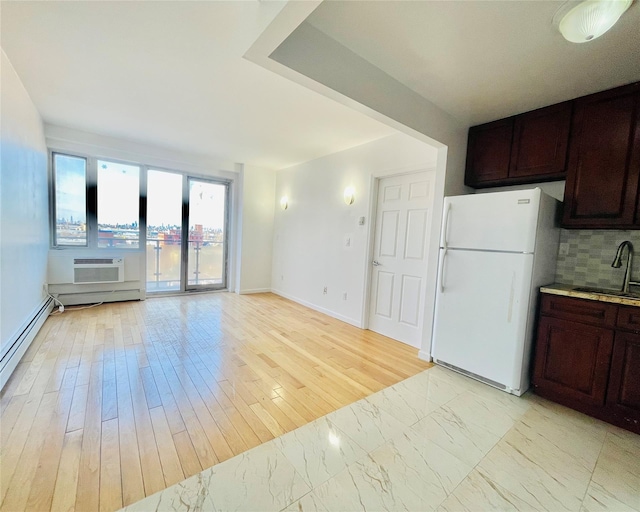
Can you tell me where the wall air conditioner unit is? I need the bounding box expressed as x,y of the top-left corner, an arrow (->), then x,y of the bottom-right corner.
73,258 -> 124,284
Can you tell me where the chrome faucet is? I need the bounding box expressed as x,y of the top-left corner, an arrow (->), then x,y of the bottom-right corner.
611,241 -> 640,293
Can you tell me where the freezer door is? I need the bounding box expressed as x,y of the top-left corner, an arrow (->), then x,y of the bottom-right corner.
441,189 -> 541,253
432,248 -> 534,391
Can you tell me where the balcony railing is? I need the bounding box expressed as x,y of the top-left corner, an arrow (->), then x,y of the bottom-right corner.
147,238 -> 224,291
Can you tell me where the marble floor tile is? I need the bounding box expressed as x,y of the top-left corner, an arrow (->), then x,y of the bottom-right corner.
367,427 -> 473,509
365,380 -> 441,427
311,454 -> 428,512
528,395 -> 610,437
437,469 -> 533,512
427,365 -> 532,414
512,406 -> 606,473
589,429 -> 640,511
411,406 -> 502,467
274,415 -> 366,488
581,481 -> 640,512
124,471 -> 216,512
325,398 -> 410,453
477,437 -> 593,511
204,441 -> 311,511
282,491 -> 329,512
390,370 -> 466,406
442,390 -> 524,438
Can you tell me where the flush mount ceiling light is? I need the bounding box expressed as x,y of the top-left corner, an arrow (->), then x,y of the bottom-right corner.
280,196 -> 288,210
344,187 -> 355,205
558,0 -> 632,43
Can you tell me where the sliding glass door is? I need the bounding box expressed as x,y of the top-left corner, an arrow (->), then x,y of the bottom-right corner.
146,172 -> 228,293
186,178 -> 228,290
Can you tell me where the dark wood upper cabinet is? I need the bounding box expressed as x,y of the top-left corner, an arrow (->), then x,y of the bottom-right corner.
509,103 -> 571,180
465,102 -> 572,188
465,118 -> 513,187
562,83 -> 640,228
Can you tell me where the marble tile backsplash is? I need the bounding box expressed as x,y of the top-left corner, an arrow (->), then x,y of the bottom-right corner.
554,229 -> 640,289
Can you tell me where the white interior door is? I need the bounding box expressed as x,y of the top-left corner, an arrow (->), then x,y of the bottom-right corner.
368,171 -> 434,347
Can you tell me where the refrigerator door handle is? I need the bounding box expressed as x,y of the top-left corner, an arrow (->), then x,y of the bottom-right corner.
443,202 -> 451,250
440,248 -> 448,292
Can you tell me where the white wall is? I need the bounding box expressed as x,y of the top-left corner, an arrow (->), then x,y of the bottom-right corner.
238,165 -> 276,293
272,133 -> 437,326
0,50 -> 49,361
252,17 -> 469,357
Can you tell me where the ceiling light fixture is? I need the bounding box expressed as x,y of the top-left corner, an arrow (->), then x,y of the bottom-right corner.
558,0 -> 632,43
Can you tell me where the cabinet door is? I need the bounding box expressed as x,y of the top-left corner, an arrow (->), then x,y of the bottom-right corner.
563,84 -> 640,228
509,102 -> 571,180
533,316 -> 614,406
607,332 -> 640,433
465,118 -> 513,187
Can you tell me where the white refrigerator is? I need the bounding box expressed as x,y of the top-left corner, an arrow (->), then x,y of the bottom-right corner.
431,188 -> 560,396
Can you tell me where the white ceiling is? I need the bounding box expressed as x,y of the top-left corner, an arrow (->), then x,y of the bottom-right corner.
0,1 -> 394,170
306,0 -> 640,125
3,1 -> 639,170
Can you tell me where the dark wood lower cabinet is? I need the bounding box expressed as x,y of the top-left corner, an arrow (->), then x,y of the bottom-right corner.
533,316 -> 613,406
533,294 -> 640,434
607,332 -> 640,432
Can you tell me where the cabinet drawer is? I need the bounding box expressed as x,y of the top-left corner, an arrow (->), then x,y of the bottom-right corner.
616,305 -> 640,332
540,294 -> 617,328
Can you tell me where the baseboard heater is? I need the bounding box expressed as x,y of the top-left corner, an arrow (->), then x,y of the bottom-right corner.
0,297 -> 53,390
434,359 -> 509,392
73,257 -> 124,284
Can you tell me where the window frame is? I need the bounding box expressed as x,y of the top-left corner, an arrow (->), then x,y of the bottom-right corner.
49,150 -> 143,250
50,151 -> 90,248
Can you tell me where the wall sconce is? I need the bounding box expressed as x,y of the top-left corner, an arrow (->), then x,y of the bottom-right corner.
344,187 -> 355,205
280,196 -> 288,210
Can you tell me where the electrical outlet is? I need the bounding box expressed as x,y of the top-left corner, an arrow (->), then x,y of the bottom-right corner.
559,243 -> 570,256
323,286 -> 327,295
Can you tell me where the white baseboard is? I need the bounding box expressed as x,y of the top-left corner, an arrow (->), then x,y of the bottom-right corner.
418,349 -> 433,362
238,288 -> 272,295
271,289 -> 362,328
0,297 -> 54,391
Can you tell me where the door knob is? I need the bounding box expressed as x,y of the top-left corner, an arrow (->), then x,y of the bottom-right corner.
372,260 -> 381,266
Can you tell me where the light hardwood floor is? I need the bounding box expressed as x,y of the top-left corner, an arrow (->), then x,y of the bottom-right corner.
0,292 -> 431,512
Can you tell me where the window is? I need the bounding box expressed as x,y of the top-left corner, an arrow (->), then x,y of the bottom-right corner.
51,152 -> 140,249
53,153 -> 87,246
49,152 -> 230,294
97,160 -> 140,248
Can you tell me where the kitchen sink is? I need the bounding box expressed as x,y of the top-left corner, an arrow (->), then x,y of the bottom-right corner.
573,286 -> 640,299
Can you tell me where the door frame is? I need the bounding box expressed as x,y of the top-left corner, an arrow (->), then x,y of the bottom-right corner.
183,176 -> 231,292
361,166 -> 437,344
